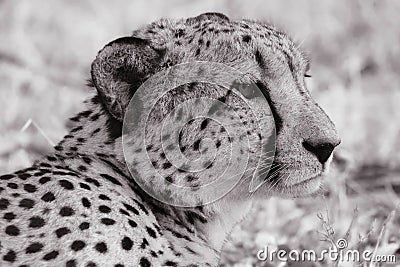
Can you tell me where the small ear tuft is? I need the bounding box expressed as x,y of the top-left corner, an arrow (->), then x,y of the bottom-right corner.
91,36 -> 162,121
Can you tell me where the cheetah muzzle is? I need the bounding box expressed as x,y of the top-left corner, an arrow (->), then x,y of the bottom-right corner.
0,12 -> 340,267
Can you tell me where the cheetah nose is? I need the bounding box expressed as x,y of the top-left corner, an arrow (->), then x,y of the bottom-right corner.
302,139 -> 341,164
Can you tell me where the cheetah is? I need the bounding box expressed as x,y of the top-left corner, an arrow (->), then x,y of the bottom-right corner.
0,13 -> 340,266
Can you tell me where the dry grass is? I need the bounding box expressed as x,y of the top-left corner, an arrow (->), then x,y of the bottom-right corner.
1,0 -> 399,266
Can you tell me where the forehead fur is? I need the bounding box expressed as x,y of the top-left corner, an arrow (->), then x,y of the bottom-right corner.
131,14 -> 308,73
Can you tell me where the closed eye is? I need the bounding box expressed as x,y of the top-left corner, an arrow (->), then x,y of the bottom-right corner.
304,73 -> 312,78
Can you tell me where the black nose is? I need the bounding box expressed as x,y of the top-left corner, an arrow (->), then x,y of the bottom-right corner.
302,140 -> 339,164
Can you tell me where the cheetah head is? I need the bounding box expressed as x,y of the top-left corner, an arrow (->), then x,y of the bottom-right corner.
91,13 -> 340,206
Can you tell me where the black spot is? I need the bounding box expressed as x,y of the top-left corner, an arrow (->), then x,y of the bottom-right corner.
43,250 -> 59,261
139,257 -> 151,267
81,197 -> 91,208
85,178 -> 100,187
121,236 -> 133,250
60,206 -> 75,216
71,240 -> 86,251
76,138 -> 85,143
119,208 -> 129,216
25,242 -> 44,254
33,171 -> 44,177
94,242 -> 107,253
175,28 -> 185,37
185,210 -> 207,224
200,118 -> 209,130
195,48 -> 200,56
193,139 -> 201,150
146,226 -> 157,238
150,250 -> 158,257
128,219 -> 137,228
140,238 -> 149,249
47,156 -> 57,162
86,262 -> 97,267
105,116 -> 123,140
98,205 -> 111,213
29,216 -> 45,228
132,199 -> 149,215
7,182 -> 18,189
100,173 -> 122,186
82,157 -> 92,164
40,162 -> 51,167
66,259 -> 77,267
79,222 -> 90,230
90,113 -> 100,121
18,173 -> 31,180
71,126 -> 83,133
78,165 -> 87,171
3,212 -> 15,221
216,140 -> 221,148
39,176 -> 51,184
0,198 -> 10,210
164,261 -> 178,266
169,229 -> 192,241
186,175 -> 198,182
55,227 -> 71,238
123,203 -> 139,215
41,192 -> 55,202
162,162 -> 172,169
3,250 -> 16,262
255,50 -> 265,68
218,96 -> 226,103
0,174 -> 14,180
99,194 -> 111,201
101,218 -> 115,225
165,176 -> 174,183
59,180 -> 74,190
79,183 -> 91,190
23,183 -> 36,193
19,198 -> 35,209
242,35 -> 251,43
5,225 -> 20,236
92,128 -> 101,135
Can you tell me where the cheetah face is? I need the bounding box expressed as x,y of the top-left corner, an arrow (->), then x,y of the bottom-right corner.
91,13 -> 340,205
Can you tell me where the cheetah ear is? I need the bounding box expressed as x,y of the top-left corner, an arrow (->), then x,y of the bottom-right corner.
91,37 -> 163,121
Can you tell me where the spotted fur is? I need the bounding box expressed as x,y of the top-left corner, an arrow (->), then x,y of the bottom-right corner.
0,13 -> 340,266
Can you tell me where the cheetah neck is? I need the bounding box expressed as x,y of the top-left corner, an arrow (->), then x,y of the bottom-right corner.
54,94 -> 254,262
54,94 -> 124,161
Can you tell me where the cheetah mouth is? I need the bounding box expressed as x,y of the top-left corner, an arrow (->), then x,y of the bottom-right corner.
286,172 -> 322,187
263,161 -> 324,195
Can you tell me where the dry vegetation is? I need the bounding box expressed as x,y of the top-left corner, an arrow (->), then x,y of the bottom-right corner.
0,0 -> 399,266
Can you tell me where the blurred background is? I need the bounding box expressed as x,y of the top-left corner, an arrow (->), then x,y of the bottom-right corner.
0,0 -> 399,266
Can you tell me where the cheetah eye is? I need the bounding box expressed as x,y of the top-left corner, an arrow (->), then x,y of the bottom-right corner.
304,73 -> 312,78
